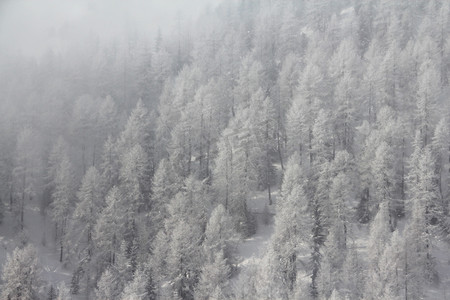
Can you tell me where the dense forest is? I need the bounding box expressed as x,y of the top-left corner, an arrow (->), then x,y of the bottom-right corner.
0,0 -> 450,299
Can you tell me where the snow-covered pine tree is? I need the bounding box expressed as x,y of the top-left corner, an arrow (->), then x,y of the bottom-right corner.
46,137 -> 70,193
213,126 -> 255,236
160,177 -> 210,299
167,221 -> 203,300
120,143 -> 151,214
247,88 -> 277,205
329,171 -> 353,237
341,245 -> 364,300
99,135 -> 120,193
94,186 -> 125,268
432,118 -> 449,202
415,54 -> 440,147
318,172 -> 353,299
69,94 -> 99,175
70,166 -> 103,258
121,268 -> 149,300
285,98 -> 307,162
148,158 -> 182,237
365,201 -> 391,299
95,268 -> 119,300
371,141 -> 396,228
276,53 -> 301,166
405,145 -> 439,298
194,251 -> 231,300
70,265 -> 83,295
378,230 -> 406,299
50,153 -> 75,263
311,108 -> 333,167
47,285 -> 57,300
1,245 -> 42,300
203,204 -> 239,265
13,128 -> 43,230
57,282 -> 71,300
69,166 -> 103,298
117,99 -> 153,159
149,229 -> 169,286
333,72 -> 358,154
264,157 -> 311,298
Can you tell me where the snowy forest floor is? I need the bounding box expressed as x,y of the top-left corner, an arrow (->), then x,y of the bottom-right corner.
231,189 -> 276,295
232,186 -> 450,300
2,192 -> 450,299
236,190 -> 276,272
0,202 -> 74,297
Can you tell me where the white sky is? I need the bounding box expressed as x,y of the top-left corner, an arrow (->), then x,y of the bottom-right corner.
0,0 -> 222,58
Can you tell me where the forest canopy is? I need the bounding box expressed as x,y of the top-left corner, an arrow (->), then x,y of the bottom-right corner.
0,0 -> 450,299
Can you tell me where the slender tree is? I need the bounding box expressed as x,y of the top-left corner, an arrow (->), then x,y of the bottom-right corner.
1,245 -> 42,300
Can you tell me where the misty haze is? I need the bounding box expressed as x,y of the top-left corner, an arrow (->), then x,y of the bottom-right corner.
0,0 -> 449,299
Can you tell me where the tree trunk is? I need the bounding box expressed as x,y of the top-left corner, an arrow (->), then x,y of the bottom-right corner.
266,140 -> 272,206
21,192 -> 25,231
268,182 -> 272,206
82,143 -> 86,175
187,134 -> 192,176
206,135 -> 211,180
92,143 -> 96,167
405,245 -> 408,300
60,241 -> 63,263
311,197 -> 324,299
309,128 -> 313,165
277,131 -> 284,171
199,109 -> 204,178
9,185 -> 13,210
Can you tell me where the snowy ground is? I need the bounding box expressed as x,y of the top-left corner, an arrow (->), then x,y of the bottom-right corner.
232,187 -> 450,300
3,190 -> 450,299
0,202 -> 73,296
0,190 -> 281,298
232,189 -> 277,290
237,190 -> 276,268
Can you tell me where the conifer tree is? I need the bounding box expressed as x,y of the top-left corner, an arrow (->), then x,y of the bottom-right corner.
99,136 -> 120,193
121,268 -> 149,300
148,158 -> 182,236
71,166 -> 103,257
95,268 -> 119,300
167,221 -> 202,300
371,141 -> 396,227
1,245 -> 42,300
365,202 -> 392,299
57,282 -> 71,300
50,154 -> 75,263
120,144 -> 151,213
94,186 -> 125,268
13,128 -> 43,230
47,285 -> 57,300
265,157 -> 311,297
379,230 -> 406,299
69,166 -> 103,298
195,251 -> 231,300
117,99 -> 155,182
203,204 -> 239,265
341,246 -> 364,300
213,127 -> 255,236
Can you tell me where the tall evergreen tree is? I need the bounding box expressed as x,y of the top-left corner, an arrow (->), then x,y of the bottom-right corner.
13,128 -> 43,230
69,166 -> 103,298
50,154 -> 75,263
365,201 -> 392,299
1,245 -> 42,300
94,186 -> 125,268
